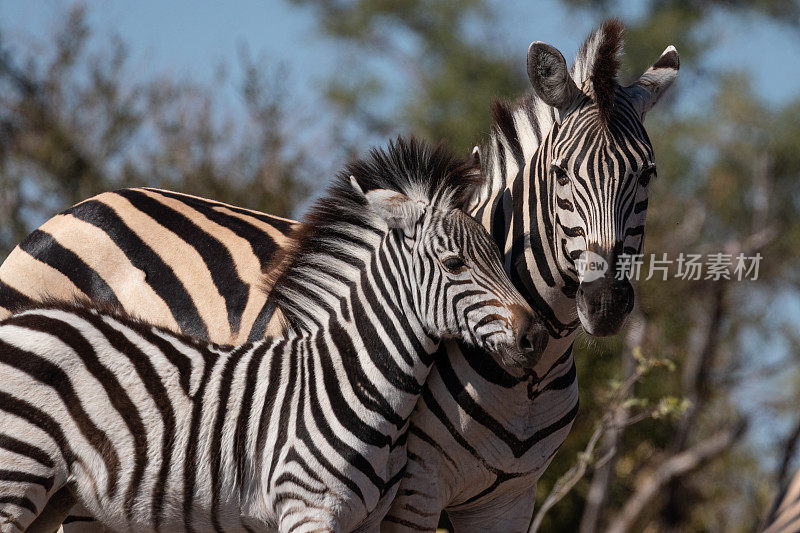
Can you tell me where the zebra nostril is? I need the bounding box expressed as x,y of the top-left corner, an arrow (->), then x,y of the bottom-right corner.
508,304 -> 548,363
520,331 -> 537,352
522,328 -> 548,355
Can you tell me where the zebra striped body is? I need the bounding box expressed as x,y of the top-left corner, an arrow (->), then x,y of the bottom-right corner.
0,187 -> 295,344
0,21 -> 679,532
1,307 -> 366,532
0,139 -> 540,532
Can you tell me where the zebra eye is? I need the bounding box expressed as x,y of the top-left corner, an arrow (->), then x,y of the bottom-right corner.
639,166 -> 656,187
553,165 -> 570,186
442,256 -> 467,273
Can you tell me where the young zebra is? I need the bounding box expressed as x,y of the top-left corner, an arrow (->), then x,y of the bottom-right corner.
0,139 -> 543,533
0,20 -> 679,532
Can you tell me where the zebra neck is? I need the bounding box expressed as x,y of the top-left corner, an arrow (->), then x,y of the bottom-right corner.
469,97 -> 580,338
279,248 -> 440,414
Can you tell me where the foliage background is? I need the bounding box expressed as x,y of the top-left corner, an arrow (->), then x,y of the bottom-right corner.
2,1 -> 800,531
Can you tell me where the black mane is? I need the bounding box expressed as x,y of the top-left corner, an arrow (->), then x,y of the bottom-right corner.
486,18 -> 626,155
580,18 -> 624,125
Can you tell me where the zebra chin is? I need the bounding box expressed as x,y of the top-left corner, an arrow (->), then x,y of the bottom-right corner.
500,343 -> 546,369
478,336 -> 545,369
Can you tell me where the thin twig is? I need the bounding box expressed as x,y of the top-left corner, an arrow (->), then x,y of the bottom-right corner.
605,420 -> 747,533
528,422 -> 605,533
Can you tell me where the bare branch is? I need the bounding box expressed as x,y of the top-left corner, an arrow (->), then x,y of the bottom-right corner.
669,280 -> 727,458
776,416 -> 800,490
528,337 -> 671,533
662,148 -> 778,525
528,422 -> 605,533
605,421 -> 747,533
579,309 -> 646,533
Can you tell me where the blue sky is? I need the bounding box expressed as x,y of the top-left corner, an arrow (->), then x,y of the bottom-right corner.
2,0 -> 798,109
5,0 -> 796,189
2,0 -> 797,193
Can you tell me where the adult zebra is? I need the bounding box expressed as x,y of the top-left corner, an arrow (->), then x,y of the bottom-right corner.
763,469 -> 800,532
387,21 -> 678,530
0,138 -> 542,533
0,20 -> 679,531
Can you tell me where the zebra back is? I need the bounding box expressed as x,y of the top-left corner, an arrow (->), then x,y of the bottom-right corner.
0,187 -> 295,344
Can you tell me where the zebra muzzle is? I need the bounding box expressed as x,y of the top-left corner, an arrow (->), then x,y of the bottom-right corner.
576,275 -> 634,337
510,303 -> 548,367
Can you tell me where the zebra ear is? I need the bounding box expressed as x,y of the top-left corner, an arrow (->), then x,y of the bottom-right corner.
471,146 -> 480,167
349,175 -> 365,196
465,145 -> 482,180
624,45 -> 679,119
527,42 -> 581,119
364,188 -> 425,232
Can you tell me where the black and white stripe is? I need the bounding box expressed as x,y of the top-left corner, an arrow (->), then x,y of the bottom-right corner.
0,19 -> 680,531
0,187 -> 295,344
384,20 -> 679,530
0,138 -> 539,532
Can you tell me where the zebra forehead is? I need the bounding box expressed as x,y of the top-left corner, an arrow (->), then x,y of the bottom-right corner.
436,210 -> 502,256
556,143 -> 653,191
556,105 -> 653,163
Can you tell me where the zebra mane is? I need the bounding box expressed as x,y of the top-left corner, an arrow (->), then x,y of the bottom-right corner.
264,136 -> 482,327
571,18 -> 624,124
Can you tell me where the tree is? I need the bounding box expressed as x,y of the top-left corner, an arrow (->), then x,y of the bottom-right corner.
0,5 -> 308,262
289,0 -> 527,153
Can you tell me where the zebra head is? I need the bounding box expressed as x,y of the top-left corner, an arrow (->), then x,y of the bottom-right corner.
526,20 -> 679,336
269,138 -> 547,368
352,144 -> 547,367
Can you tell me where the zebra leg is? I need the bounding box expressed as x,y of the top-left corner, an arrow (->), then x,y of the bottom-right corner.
445,485 -> 536,533
25,485 -> 76,533
60,503 -> 106,533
